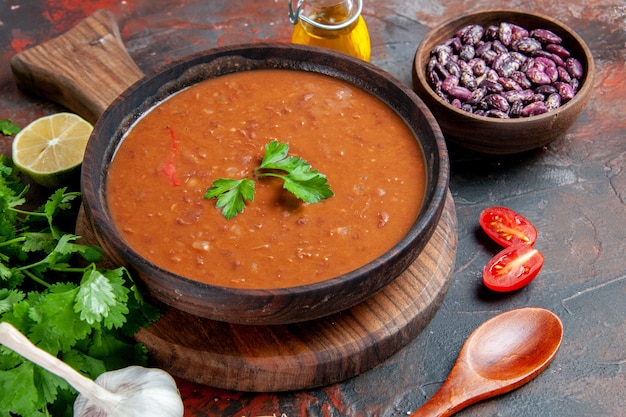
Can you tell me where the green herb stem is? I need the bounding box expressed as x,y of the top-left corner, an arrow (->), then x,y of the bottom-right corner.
9,207 -> 48,217
0,236 -> 26,248
22,269 -> 51,288
13,258 -> 47,272
257,172 -> 286,180
52,265 -> 94,274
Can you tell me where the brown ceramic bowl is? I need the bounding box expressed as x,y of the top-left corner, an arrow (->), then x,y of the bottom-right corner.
81,43 -> 449,325
412,9 -> 594,154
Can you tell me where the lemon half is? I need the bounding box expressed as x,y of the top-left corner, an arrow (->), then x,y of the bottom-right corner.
12,113 -> 93,188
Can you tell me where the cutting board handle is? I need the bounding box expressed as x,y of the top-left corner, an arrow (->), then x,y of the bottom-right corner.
10,9 -> 144,124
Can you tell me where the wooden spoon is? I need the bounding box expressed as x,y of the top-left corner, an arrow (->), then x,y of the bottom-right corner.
410,307 -> 563,417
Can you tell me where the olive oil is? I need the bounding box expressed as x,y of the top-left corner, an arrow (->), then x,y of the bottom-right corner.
290,0 -> 371,61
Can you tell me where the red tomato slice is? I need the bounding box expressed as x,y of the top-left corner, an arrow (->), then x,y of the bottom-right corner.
479,206 -> 538,247
483,244 -> 544,292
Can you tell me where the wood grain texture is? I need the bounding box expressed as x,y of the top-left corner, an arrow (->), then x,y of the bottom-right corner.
9,9 -> 143,124
13,4 -> 456,395
9,10 -> 450,327
75,42 -> 450,325
410,308 -> 563,416
4,2 -> 625,415
131,192 -> 456,392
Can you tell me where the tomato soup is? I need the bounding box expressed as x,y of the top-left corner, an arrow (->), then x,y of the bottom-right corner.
107,69 -> 426,289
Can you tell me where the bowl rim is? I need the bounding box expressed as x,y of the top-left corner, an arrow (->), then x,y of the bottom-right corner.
82,42 -> 450,323
413,8 -> 596,125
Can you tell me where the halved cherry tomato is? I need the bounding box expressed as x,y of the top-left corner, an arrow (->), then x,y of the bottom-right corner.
479,206 -> 538,247
483,244 -> 544,292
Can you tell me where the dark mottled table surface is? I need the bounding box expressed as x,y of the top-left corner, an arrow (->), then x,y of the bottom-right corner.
1,1 -> 624,416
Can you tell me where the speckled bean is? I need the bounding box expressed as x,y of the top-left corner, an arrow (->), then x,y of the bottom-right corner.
554,81 -> 575,100
480,49 -> 498,66
522,101 -> 549,116
485,68 -> 500,83
499,22 -> 513,45
458,60 -> 472,74
448,86 -> 472,101
459,43 -> 476,61
470,58 -> 488,76
565,57 -> 583,79
526,66 -> 552,85
467,87 -> 487,104
545,43 -> 570,59
461,24 -> 485,45
485,94 -> 510,112
503,89 -> 534,103
512,37 -> 542,54
492,40 -> 508,54
545,92 -> 562,110
531,28 -> 563,44
534,56 -> 556,68
442,75 -> 459,92
480,79 -> 505,93
550,52 -> 566,67
445,60 -> 461,77
475,41 -> 492,56
510,100 -> 524,117
460,71 -> 478,89
545,65 -> 559,82
499,77 -> 522,91
510,71 -> 533,89
510,24 -> 530,41
434,62 -> 450,79
485,25 -> 499,40
426,20 -> 584,118
461,103 -> 474,113
486,109 -> 510,118
534,84 -> 558,95
557,66 -> 572,82
446,36 -> 463,51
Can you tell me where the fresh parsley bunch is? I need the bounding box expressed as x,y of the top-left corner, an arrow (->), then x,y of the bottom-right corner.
0,155 -> 161,417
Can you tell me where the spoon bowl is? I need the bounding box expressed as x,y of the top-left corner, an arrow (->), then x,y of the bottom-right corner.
411,307 -> 563,417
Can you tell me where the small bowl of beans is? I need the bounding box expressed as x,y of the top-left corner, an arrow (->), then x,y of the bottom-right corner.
412,9 -> 594,154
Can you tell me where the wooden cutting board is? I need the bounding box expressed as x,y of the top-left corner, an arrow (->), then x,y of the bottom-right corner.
75,192 -> 456,392
132,193 -> 456,392
14,9 -> 458,392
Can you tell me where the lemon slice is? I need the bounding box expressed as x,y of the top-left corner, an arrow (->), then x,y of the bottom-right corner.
12,112 -> 93,188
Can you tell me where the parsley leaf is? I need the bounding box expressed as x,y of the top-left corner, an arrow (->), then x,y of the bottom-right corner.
282,167 -> 334,204
75,266 -> 130,328
204,178 -> 255,219
204,140 -> 333,218
256,140 -> 300,172
28,283 -> 91,353
0,119 -> 20,136
0,155 -> 161,416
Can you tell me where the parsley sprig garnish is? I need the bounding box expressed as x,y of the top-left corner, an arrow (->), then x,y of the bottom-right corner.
204,140 -> 333,219
0,155 -> 160,416
0,119 -> 20,136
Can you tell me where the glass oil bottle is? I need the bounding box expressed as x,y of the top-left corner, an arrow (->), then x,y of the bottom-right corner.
288,0 -> 371,61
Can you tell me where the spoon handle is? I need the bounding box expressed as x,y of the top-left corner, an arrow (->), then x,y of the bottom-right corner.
409,379 -> 462,417
409,362 -> 490,417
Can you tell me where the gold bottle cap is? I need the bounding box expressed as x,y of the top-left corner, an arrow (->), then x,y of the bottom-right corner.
288,0 -> 363,31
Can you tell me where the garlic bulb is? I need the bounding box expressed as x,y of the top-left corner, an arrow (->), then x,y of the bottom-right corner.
0,322 -> 184,417
73,366 -> 184,417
